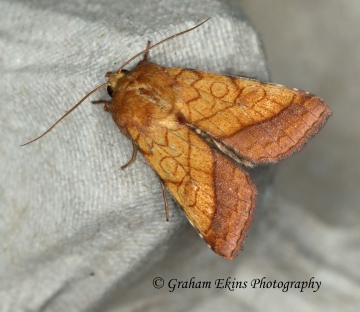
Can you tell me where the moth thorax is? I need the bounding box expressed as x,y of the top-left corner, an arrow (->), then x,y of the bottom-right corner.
152,97 -> 179,121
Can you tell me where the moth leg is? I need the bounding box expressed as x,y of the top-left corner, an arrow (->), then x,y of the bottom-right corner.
159,180 -> 169,221
92,100 -> 111,112
143,41 -> 151,60
121,141 -> 138,170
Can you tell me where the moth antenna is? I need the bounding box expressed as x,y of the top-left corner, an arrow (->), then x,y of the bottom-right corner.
22,18 -> 210,146
21,83 -> 109,146
117,17 -> 211,73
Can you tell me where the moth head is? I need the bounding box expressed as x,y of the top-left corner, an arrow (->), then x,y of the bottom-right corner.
105,69 -> 130,97
21,19 -> 210,147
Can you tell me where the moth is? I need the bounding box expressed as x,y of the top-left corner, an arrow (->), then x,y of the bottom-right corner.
23,20 -> 331,260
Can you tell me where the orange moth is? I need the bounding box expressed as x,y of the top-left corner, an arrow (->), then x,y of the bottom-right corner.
23,19 -> 331,260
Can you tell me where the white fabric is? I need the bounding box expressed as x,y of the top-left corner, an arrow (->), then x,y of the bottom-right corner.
1,0 -> 358,311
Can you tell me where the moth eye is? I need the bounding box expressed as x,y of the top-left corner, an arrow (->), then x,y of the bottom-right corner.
121,69 -> 130,74
107,86 -> 113,97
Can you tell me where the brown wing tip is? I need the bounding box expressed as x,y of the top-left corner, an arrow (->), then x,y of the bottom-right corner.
207,172 -> 258,260
219,190 -> 257,261
285,95 -> 332,155
248,95 -> 331,165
